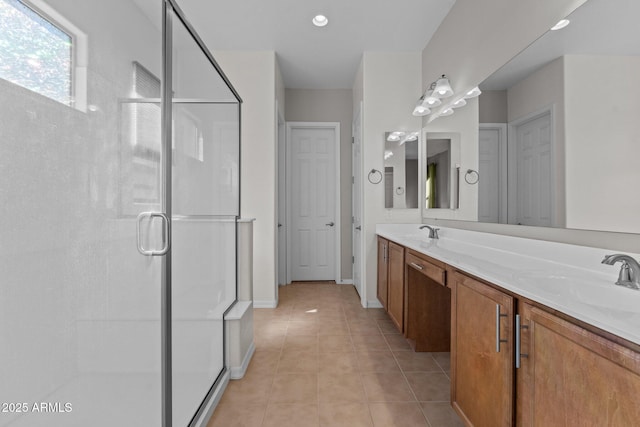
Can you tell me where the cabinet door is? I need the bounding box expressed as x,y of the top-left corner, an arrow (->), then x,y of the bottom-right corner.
451,272 -> 513,427
377,237 -> 389,310
518,302 -> 640,426
387,241 -> 405,333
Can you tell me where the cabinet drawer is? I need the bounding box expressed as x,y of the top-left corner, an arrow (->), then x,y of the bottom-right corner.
406,251 -> 446,286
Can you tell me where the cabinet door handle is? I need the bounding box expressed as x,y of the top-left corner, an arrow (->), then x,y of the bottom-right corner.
410,262 -> 424,270
496,304 -> 508,352
515,314 -> 529,368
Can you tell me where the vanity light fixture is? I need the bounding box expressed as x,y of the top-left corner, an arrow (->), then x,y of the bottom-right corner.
399,131 -> 419,145
551,19 -> 570,30
433,75 -> 454,98
312,14 -> 329,27
422,82 -> 442,108
406,132 -> 419,141
464,86 -> 482,98
451,98 -> 467,109
387,131 -> 405,141
440,108 -> 454,117
413,95 -> 431,116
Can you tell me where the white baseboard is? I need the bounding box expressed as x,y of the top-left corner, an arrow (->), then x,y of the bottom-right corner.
193,369 -> 230,427
253,300 -> 277,308
336,279 -> 353,285
367,300 -> 383,308
230,341 -> 255,380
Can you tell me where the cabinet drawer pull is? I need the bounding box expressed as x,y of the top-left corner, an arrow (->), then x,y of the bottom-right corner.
515,314 -> 529,368
410,262 -> 424,270
496,304 -> 508,352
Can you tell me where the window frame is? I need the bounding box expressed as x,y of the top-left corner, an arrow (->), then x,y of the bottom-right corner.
6,0 -> 87,111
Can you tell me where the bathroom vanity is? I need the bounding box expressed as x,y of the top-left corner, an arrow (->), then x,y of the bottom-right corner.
376,224 -> 640,426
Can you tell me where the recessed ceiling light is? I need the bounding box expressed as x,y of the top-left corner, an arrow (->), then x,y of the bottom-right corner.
312,15 -> 328,27
551,19 -> 570,31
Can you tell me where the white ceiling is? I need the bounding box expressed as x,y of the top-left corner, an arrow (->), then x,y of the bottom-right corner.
177,0 -> 456,89
481,0 -> 640,90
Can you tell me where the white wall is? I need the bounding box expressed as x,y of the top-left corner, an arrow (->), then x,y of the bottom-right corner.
284,88 -> 353,280
360,52 -> 423,307
507,56 -> 566,227
479,90 -> 507,123
213,51 -> 280,307
564,55 -> 640,233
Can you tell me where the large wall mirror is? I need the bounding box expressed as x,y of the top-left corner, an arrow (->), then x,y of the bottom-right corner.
469,0 -> 640,234
384,131 -> 420,209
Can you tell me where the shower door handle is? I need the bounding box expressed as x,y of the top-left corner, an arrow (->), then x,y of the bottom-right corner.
136,212 -> 171,256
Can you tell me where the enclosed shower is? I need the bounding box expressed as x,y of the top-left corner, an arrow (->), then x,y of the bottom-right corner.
0,0 -> 241,426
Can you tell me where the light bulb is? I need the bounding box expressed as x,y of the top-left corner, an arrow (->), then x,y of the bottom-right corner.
312,15 -> 328,27
551,19 -> 570,31
465,87 -> 482,98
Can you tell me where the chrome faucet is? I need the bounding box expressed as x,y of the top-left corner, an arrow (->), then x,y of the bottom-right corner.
601,254 -> 640,290
419,225 -> 440,239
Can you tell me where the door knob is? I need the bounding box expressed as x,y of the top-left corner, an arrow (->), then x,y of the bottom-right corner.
326,222 -> 335,227
278,223 -> 282,227
355,226 -> 361,230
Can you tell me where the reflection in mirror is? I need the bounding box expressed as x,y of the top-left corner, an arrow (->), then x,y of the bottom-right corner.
475,0 -> 640,233
425,132 -> 460,210
384,131 -> 419,209
426,139 -> 450,208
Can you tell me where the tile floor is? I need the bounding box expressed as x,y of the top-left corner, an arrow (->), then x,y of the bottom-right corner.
208,282 -> 464,427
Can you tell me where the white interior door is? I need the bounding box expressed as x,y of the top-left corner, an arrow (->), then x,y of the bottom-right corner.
478,124 -> 507,223
510,111 -> 553,226
352,103 -> 363,299
288,124 -> 337,281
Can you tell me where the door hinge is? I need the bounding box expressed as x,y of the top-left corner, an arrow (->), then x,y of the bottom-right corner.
352,176 -> 355,184
352,216 -> 354,224
352,256 -> 355,264
352,137 -> 354,144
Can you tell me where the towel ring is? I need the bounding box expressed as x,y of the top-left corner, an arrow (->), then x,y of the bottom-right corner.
395,187 -> 404,195
368,169 -> 383,184
465,169 -> 479,185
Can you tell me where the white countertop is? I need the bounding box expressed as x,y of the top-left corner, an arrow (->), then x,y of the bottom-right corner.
376,223 -> 640,346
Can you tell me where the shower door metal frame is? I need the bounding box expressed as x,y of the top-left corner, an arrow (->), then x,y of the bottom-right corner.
161,1 -> 243,426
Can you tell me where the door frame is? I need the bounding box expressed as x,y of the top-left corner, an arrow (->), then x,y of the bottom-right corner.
507,106 -> 555,226
285,121 -> 341,284
276,100 -> 286,293
479,123 -> 508,223
352,102 -> 365,305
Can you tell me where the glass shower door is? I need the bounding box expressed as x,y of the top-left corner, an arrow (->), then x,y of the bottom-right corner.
0,0 -> 164,426
168,7 -> 240,427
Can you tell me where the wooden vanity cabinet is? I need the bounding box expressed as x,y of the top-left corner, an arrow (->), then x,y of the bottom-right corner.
517,302 -> 640,426
377,237 -> 389,310
450,271 -> 514,427
404,250 -> 450,351
376,237 -> 405,333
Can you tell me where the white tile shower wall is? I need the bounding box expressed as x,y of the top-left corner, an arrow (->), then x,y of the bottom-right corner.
0,0 -> 163,422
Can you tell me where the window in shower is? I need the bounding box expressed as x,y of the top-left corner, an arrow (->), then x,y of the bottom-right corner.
0,0 -> 74,105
